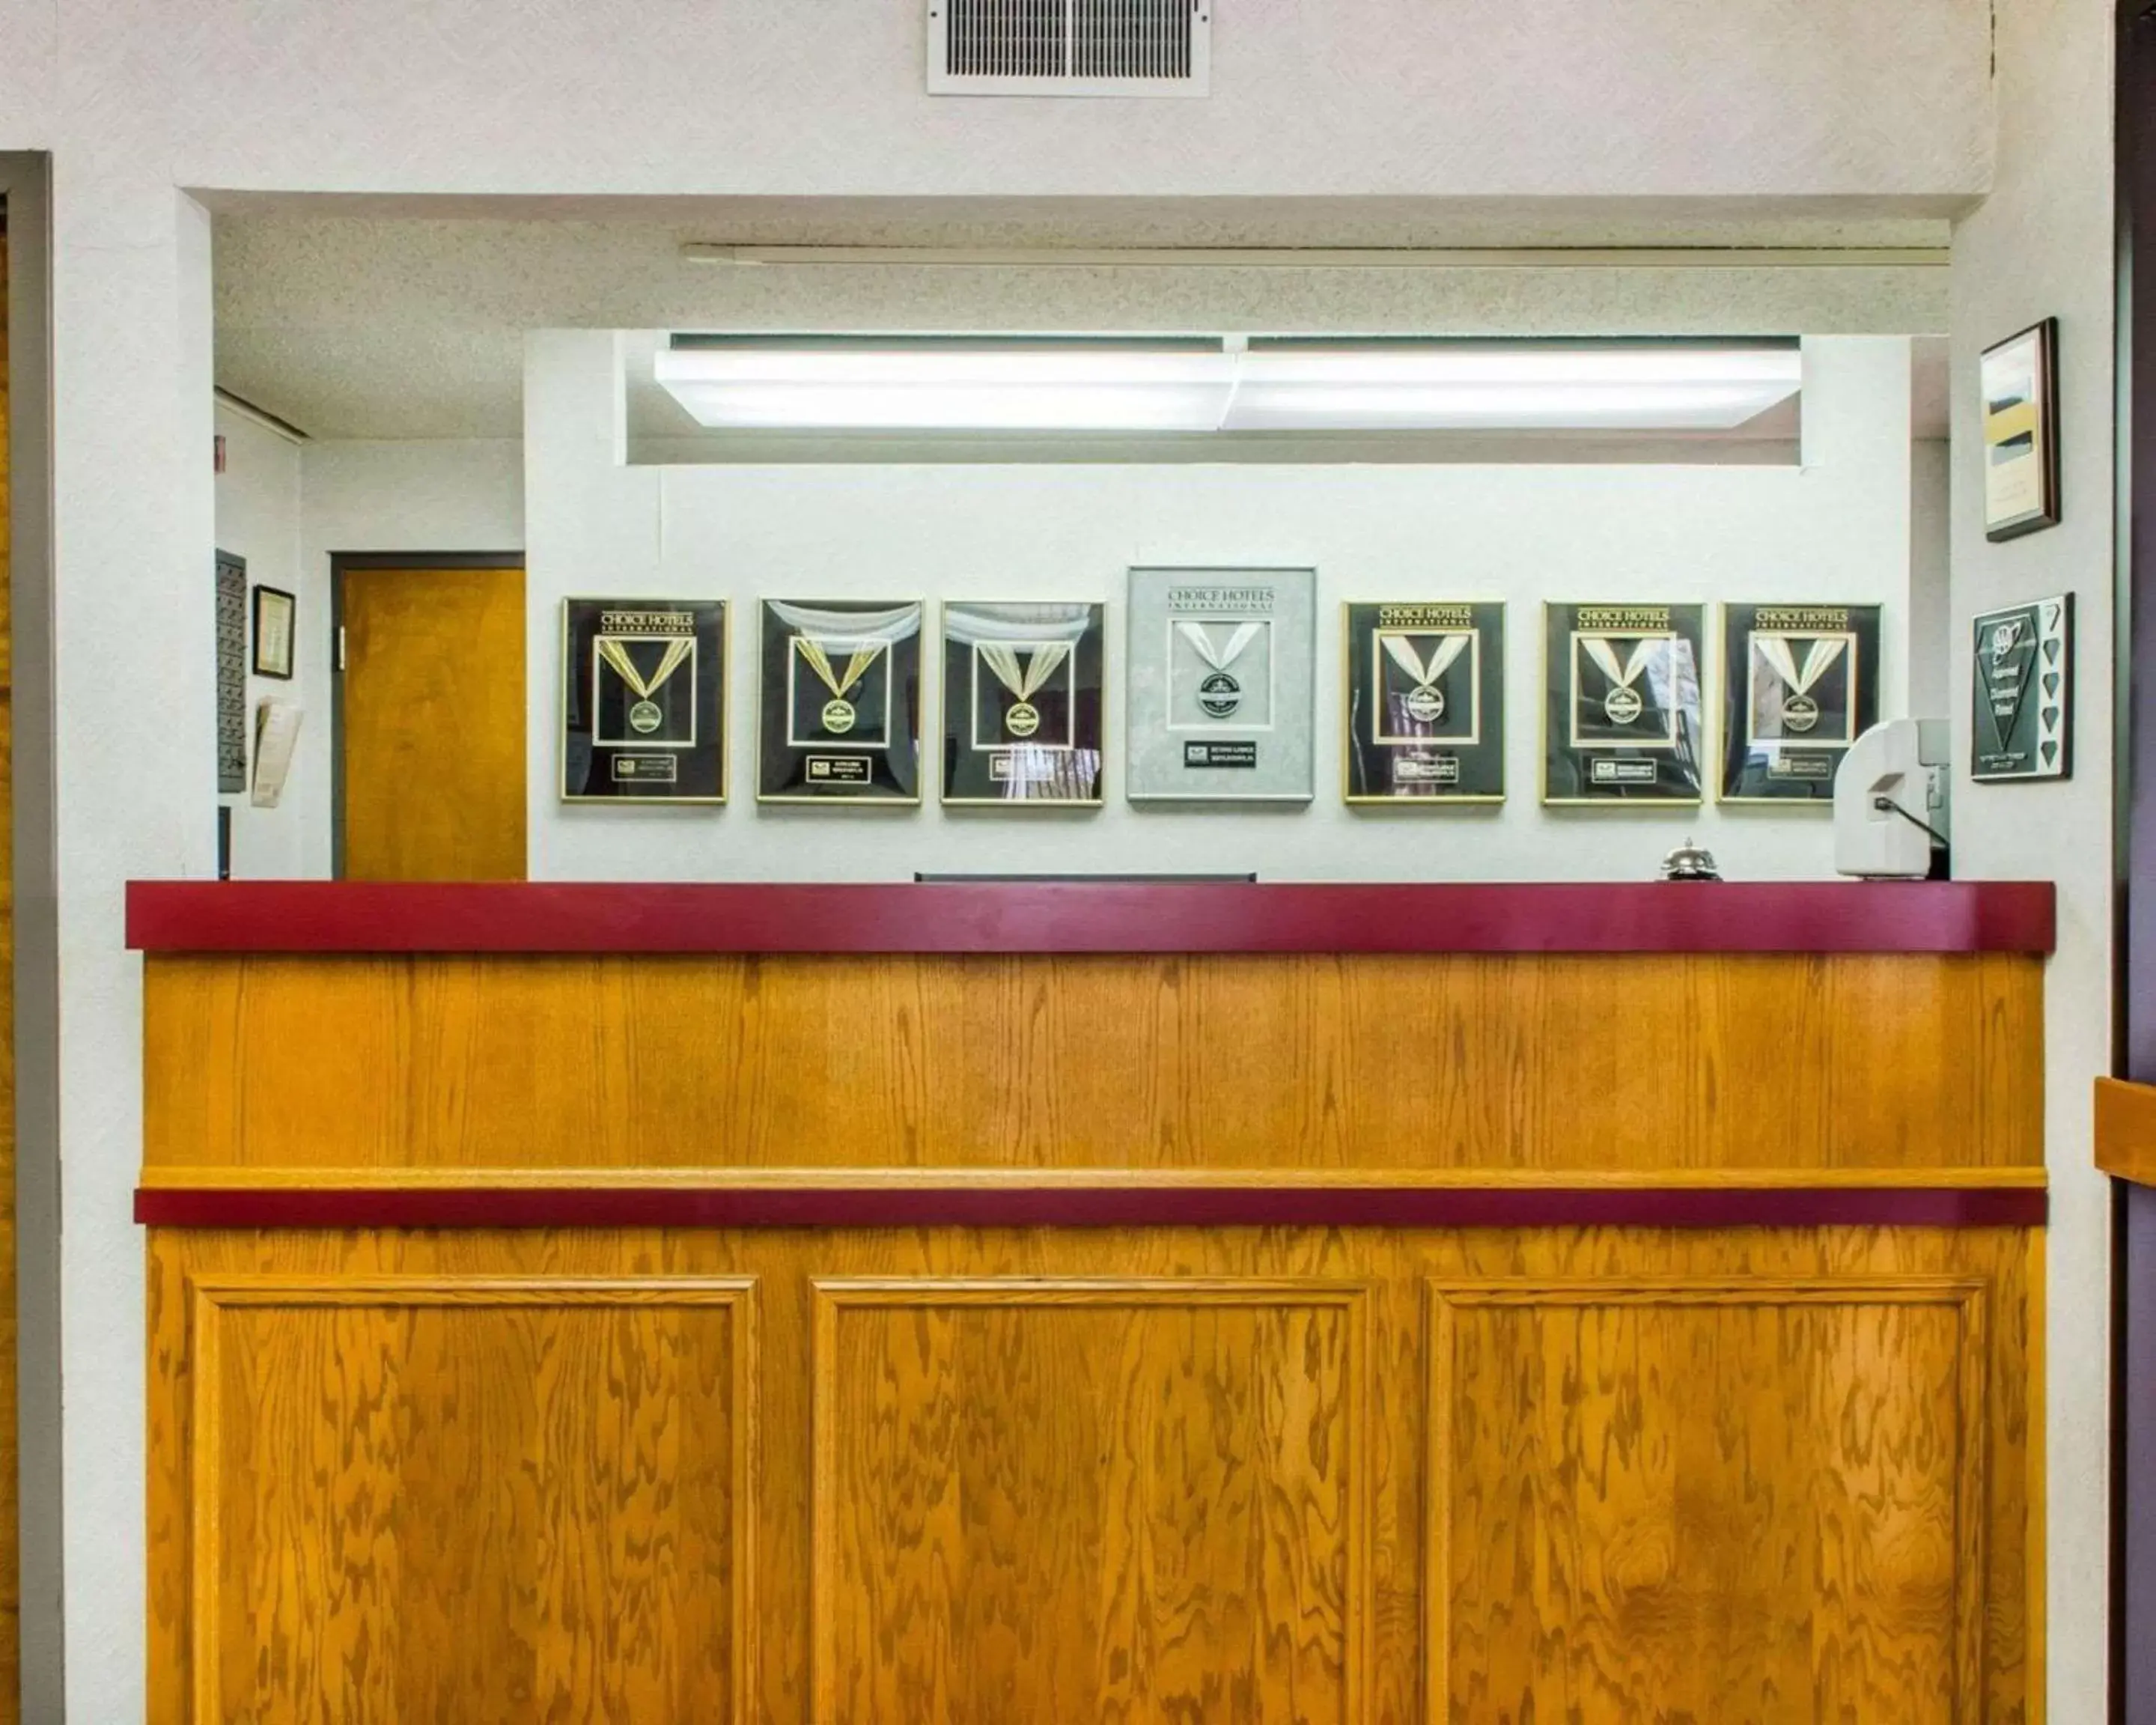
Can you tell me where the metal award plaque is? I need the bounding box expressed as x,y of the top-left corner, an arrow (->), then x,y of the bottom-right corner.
1542,600 -> 1707,804
758,598 -> 925,803
560,598 -> 727,803
1343,600 -> 1505,803
1972,592 -> 2072,782
941,600 -> 1106,806
1126,567 -> 1316,803
1718,603 -> 1881,803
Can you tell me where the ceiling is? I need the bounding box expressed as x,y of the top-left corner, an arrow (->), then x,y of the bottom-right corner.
209,201 -> 1954,445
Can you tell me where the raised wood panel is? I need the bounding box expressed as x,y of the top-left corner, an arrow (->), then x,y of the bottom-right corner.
179,1276 -> 755,1725
2096,1075 -> 2156,1187
147,1227 -> 2033,1725
1431,1279 -> 1988,1725
811,1280 -> 1369,1725
141,951 -> 2044,1172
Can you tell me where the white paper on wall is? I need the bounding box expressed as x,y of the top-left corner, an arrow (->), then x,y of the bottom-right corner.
251,700 -> 304,809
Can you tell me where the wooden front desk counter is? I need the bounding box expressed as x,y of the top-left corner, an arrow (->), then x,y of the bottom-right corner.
131,880 -> 2052,1724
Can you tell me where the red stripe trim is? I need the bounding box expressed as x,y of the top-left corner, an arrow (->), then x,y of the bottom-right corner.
133,1184 -> 2049,1230
125,880 -> 2058,956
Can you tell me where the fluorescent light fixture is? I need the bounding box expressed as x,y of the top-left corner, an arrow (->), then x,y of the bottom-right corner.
1226,341 -> 1803,431
654,337 -> 1803,434
654,338 -> 1237,431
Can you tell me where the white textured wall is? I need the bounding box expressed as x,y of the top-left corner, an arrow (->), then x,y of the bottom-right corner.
4,1 -> 1988,201
529,331 -> 1914,883
1947,4 -> 2116,1721
1909,440 -> 1952,719
213,407 -> 305,876
293,439 -> 525,875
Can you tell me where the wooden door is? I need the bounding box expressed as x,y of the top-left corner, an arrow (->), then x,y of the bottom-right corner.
338,563 -> 526,881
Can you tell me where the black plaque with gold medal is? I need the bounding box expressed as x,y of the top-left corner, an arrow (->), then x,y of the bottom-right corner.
758,598 -> 924,802
1720,602 -> 1879,802
561,597 -> 726,802
941,600 -> 1105,805
1543,601 -> 1706,803
1344,601 -> 1504,803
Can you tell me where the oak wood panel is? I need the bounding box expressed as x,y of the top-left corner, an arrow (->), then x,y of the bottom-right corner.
812,1280 -> 1368,1725
2096,1076 -> 2156,1187
181,1276 -> 754,1724
141,951 -> 2044,1172
339,565 -> 526,882
147,1226 -> 2035,1725
1431,1279 -> 1986,1725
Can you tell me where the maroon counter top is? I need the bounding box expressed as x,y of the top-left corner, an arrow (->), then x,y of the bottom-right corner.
126,880 -> 2056,956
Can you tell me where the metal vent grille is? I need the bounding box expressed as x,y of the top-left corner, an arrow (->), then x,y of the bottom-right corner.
930,0 -> 1210,96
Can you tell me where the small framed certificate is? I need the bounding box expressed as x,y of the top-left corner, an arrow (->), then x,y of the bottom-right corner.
1126,566 -> 1316,803
758,598 -> 925,803
1543,601 -> 1707,804
1343,601 -> 1505,803
941,600 -> 1106,806
1982,319 -> 2061,541
1718,603 -> 1880,803
560,597 -> 727,803
251,585 -> 295,680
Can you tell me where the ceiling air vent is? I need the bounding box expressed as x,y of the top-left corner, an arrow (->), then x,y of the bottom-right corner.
929,0 -> 1211,97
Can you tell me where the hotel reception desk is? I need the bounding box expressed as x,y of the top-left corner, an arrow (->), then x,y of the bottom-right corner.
130,880 -> 2053,1724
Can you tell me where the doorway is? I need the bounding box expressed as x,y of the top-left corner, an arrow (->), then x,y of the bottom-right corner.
331,554 -> 527,881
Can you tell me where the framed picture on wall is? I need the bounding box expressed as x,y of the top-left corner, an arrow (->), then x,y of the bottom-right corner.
1971,592 -> 2072,781
940,599 -> 1106,806
1342,600 -> 1505,804
251,584 -> 296,679
1125,566 -> 1316,803
757,597 -> 925,803
560,597 -> 728,803
1717,603 -> 1880,803
1541,600 -> 1706,805
1981,318 -> 2062,541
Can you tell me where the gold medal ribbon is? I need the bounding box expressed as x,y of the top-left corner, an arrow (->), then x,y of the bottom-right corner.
1754,633 -> 1845,699
976,642 -> 1070,704
1581,635 -> 1660,696
1379,631 -> 1470,692
597,634 -> 694,698
794,636 -> 884,699
1176,619 -> 1264,672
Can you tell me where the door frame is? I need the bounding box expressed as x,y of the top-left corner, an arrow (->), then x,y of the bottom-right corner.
1,151 -> 58,1722
328,551 -> 526,880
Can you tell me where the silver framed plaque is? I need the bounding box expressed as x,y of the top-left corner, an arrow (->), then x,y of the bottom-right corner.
1126,566 -> 1316,803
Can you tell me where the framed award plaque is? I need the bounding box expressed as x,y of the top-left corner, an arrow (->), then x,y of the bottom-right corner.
1543,601 -> 1707,804
1718,603 -> 1880,803
561,597 -> 726,803
940,600 -> 1106,806
1972,592 -> 2072,781
1343,601 -> 1504,804
1126,566 -> 1316,803
758,598 -> 924,803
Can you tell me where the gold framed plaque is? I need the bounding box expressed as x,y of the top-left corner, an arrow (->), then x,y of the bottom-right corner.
940,599 -> 1106,806
757,597 -> 925,803
560,597 -> 727,803
1542,600 -> 1706,805
1342,600 -> 1505,804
